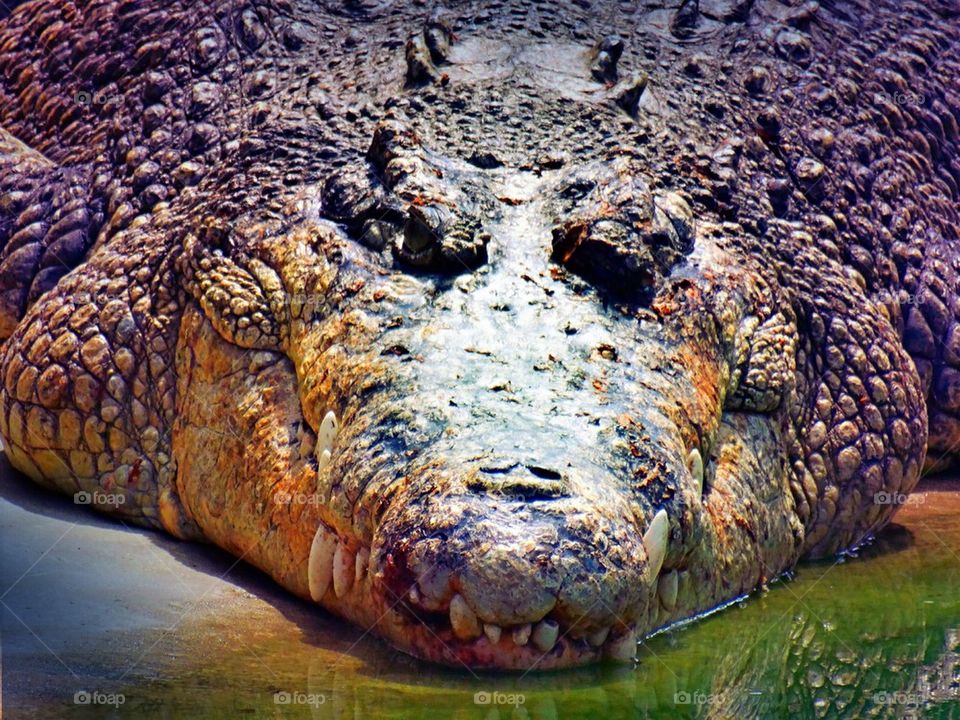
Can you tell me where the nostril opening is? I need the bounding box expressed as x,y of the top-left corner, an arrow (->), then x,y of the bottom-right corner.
468,462 -> 570,500
525,464 -> 563,481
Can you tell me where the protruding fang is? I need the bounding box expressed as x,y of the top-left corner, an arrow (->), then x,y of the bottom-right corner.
483,623 -> 502,644
355,547 -> 370,583
318,448 -> 332,470
606,628 -> 637,662
658,569 -> 679,612
319,411 -> 338,451
449,594 -> 481,640
532,619 -> 560,652
643,509 -> 669,579
308,526 -> 337,601
587,626 -> 610,647
512,623 -> 532,646
687,447 -> 704,495
333,543 -> 355,597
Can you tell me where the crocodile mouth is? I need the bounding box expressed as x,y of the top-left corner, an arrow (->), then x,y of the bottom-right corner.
304,510 -> 664,669
294,390 -> 793,671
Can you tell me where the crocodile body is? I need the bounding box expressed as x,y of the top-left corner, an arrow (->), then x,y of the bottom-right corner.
0,0 -> 958,670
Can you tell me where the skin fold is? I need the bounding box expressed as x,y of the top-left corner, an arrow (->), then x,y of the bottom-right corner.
0,0 -> 957,669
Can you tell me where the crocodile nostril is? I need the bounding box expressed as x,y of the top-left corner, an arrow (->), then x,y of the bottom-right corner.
525,464 -> 563,481
469,461 -> 570,499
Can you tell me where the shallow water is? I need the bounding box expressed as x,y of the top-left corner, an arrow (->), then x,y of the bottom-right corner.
3,466 -> 959,719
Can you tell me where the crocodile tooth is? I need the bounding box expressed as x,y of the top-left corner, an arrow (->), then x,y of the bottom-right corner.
355,546 -> 370,583
532,619 -> 560,652
333,542 -> 355,597
512,623 -> 532,646
659,569 -> 679,612
643,509 -> 669,579
688,447 -> 704,495
307,526 -> 337,601
587,626 -> 610,647
317,448 -> 332,470
483,623 -> 502,644
449,594 -> 481,640
606,628 -> 637,662
318,410 -> 338,452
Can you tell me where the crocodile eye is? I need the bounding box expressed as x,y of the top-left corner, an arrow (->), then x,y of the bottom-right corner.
399,204 -> 446,266
551,191 -> 695,300
320,165 -> 380,229
558,177 -> 597,201
552,218 -> 659,297
395,204 -> 489,273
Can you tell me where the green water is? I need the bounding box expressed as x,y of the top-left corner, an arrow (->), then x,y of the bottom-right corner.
9,484 -> 960,720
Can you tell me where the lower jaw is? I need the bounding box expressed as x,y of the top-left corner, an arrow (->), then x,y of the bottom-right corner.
313,577 -> 639,671
303,525 -> 661,670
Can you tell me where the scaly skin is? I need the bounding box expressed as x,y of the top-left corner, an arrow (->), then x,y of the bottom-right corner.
0,0 -> 957,670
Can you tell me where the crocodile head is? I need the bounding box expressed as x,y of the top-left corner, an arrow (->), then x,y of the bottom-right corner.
3,1 -> 927,672
167,24 -> 823,670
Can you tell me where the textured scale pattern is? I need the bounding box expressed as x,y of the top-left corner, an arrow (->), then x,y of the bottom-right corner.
0,0 -> 957,674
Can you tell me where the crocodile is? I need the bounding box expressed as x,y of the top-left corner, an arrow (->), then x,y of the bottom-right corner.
0,0 -> 958,671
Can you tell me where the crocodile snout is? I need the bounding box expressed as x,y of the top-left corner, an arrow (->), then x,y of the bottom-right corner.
366,460 -> 671,665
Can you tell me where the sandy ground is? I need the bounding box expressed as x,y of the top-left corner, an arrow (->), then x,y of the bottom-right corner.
0,451 -> 352,716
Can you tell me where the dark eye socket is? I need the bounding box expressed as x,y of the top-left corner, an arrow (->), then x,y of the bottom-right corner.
558,177 -> 597,201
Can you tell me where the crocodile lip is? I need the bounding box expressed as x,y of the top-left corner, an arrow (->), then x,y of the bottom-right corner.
304,455 -> 673,670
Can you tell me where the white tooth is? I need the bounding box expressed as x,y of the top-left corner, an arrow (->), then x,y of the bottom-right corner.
687,447 -> 704,495
333,542 -> 355,597
483,623 -> 502,644
587,626 -> 610,647
605,628 -> 637,662
355,547 -> 370,583
317,448 -> 332,470
643,509 -> 669,579
449,594 -> 481,640
532,619 -> 560,652
512,623 -> 532,646
308,526 -> 337,601
658,569 -> 679,612
319,410 -> 338,452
